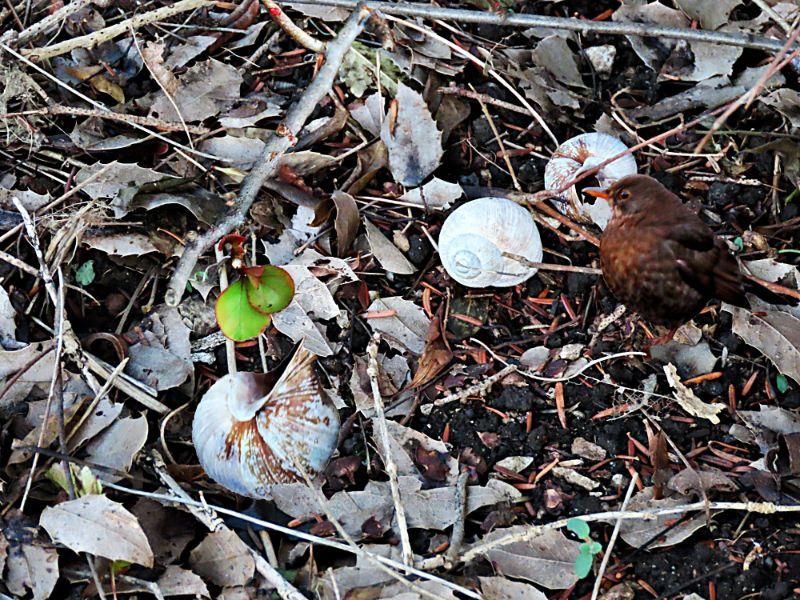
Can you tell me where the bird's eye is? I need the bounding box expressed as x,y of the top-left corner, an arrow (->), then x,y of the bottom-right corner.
618,190 -> 631,201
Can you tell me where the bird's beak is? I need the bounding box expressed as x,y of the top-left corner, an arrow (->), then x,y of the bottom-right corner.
583,187 -> 610,200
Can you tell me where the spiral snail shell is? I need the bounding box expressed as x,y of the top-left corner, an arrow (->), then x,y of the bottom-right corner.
544,132 -> 637,228
438,197 -> 543,288
192,346 -> 340,498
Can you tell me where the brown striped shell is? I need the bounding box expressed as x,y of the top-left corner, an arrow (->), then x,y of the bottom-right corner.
192,346 -> 340,497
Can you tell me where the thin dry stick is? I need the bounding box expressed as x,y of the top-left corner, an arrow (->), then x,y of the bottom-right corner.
289,456 -> 451,600
214,243 -> 237,375
694,25 -> 800,154
0,247 -> 38,276
428,364 -> 517,410
165,5 -> 375,306
19,268 -> 67,511
444,469 -> 469,569
0,42 -> 218,165
385,14 -> 559,146
502,252 -> 602,276
283,0 -> 796,52
149,452 -> 305,600
590,473 -> 638,599
367,333 -> 413,566
423,498 -> 800,571
0,106 -> 211,134
262,0 -> 325,52
20,0 -> 214,60
472,84 -> 520,190
0,0 -> 106,46
100,478 -> 482,599
439,86 -> 531,115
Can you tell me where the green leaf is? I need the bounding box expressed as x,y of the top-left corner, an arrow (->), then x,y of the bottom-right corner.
574,551 -> 594,579
75,260 -> 95,285
246,266 -> 295,315
733,237 -> 744,251
216,280 -> 272,342
567,518 -> 590,540
776,373 -> 790,394
111,560 -> 131,575
588,541 -> 602,555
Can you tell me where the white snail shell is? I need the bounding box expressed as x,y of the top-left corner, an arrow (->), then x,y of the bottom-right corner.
192,346 -> 340,498
544,132 -> 637,228
438,197 -> 543,288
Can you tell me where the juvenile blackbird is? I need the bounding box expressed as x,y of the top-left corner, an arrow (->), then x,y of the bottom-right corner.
585,174 -> 748,330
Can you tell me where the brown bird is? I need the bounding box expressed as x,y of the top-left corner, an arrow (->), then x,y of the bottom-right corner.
585,174 -> 747,338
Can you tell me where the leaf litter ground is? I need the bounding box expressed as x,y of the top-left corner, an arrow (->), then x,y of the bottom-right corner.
1,0 -> 800,599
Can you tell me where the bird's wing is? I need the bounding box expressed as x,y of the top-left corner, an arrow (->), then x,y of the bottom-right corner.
667,235 -> 746,307
663,218 -> 715,252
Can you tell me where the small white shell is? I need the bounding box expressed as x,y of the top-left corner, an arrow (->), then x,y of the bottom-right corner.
544,132 -> 637,228
438,197 -> 543,288
192,347 -> 339,498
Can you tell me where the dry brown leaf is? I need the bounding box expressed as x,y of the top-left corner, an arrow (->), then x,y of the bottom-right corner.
616,489 -> 705,549
189,529 -> 255,587
363,218 -> 416,275
158,565 -> 211,598
85,415 -> 148,481
482,527 -> 581,590
332,190 -> 359,256
410,304 -> 452,388
5,541 -> 58,600
366,296 -> 430,355
380,83 -> 443,186
663,363 -> 725,424
40,494 -> 153,566
149,58 -> 242,122
141,41 -> 179,96
724,304 -> 800,385
480,577 -> 548,600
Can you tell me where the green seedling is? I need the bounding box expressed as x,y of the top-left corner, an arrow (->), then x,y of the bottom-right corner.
214,235 -> 295,342
46,464 -> 102,497
567,518 -> 602,579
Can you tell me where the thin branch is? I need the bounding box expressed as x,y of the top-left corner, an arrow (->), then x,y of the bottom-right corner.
367,333 -> 413,566
2,0 -> 109,46
695,25 -> 800,153
149,451 -> 305,600
591,473 -> 638,599
165,4 -> 375,306
262,0 -> 325,52
282,0 -> 796,52
444,469 -> 469,569
20,0 -> 214,60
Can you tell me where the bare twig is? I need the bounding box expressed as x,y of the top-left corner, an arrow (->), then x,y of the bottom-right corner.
502,252 -> 603,276
149,451 -> 305,600
283,0 -> 796,52
101,478 -> 482,599
20,0 -> 214,60
214,244 -> 237,375
424,364 -> 517,412
165,4 -> 375,306
695,25 -> 800,153
1,0 -> 106,46
262,0 -> 325,52
367,333 -> 413,566
0,106 -> 211,134
591,473 -> 638,599
385,14 -> 559,146
444,469 -> 469,569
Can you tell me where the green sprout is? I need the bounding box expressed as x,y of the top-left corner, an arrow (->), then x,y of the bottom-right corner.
567,518 -> 602,579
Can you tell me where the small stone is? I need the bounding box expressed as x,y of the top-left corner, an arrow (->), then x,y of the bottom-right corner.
584,45 -> 616,75
571,437 -> 607,461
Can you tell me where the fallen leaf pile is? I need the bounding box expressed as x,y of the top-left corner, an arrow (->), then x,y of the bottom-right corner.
1,1 -> 800,598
